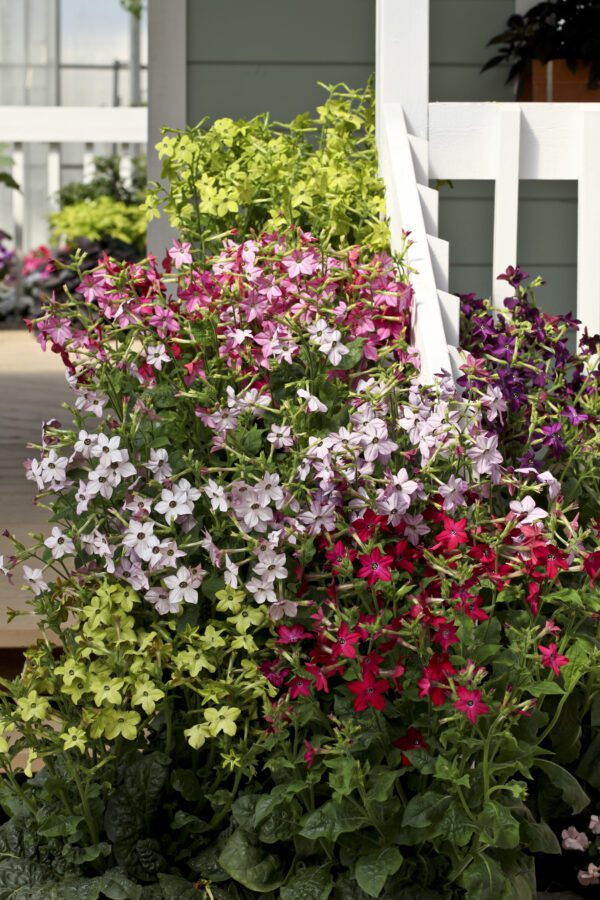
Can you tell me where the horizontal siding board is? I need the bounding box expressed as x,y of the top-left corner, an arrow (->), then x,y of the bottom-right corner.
187,0 -> 374,64
450,264 -> 577,319
430,64 -> 514,101
187,62 -> 373,122
430,0 -> 514,65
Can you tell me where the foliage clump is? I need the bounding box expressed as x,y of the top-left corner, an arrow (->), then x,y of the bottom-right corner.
145,81 -> 390,256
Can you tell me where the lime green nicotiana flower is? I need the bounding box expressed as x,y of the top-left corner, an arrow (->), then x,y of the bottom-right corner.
60,727 -> 87,753
102,710 -> 140,741
204,706 -> 241,737
184,723 -> 211,750
16,691 -> 51,722
131,679 -> 165,715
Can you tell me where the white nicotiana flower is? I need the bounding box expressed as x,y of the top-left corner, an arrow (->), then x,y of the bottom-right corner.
23,565 -> 48,596
164,565 -> 205,605
91,434 -> 122,465
267,423 -> 294,449
246,577 -> 277,605
155,487 -> 193,524
253,549 -> 288,582
146,448 -> 172,482
203,479 -> 228,512
145,343 -> 170,370
44,527 -> 75,560
509,495 -> 548,525
123,520 -> 159,562
297,388 -> 327,414
73,430 -> 97,459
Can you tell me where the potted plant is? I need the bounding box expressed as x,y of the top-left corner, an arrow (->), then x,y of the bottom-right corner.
483,0 -> 600,101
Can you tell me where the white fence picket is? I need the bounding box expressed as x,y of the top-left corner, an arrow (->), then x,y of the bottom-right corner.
492,105 -> 521,307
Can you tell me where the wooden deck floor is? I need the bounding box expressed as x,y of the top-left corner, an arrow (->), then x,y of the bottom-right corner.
0,329 -> 71,647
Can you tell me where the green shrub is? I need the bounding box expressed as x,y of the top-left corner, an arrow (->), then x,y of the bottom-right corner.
57,154 -> 146,208
145,80 -> 390,255
50,196 -> 146,251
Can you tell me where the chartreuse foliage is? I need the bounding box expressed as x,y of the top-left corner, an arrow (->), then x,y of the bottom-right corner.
145,81 -> 390,255
50,195 -> 146,251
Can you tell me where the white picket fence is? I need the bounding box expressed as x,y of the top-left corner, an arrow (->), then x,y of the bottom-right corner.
0,106 -> 148,256
376,0 -> 600,379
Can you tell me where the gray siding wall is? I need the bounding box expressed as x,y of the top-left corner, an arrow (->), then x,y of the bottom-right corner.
186,0 -> 577,317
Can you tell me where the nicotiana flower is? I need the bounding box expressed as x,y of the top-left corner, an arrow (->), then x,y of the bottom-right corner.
164,565 -> 205,605
44,527 -> 75,559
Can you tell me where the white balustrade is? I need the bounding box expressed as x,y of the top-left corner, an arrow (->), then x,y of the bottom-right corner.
0,106 -> 148,255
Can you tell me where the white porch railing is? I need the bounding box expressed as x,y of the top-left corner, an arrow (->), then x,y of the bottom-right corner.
0,106 -> 148,256
429,101 -> 600,334
376,0 -> 600,379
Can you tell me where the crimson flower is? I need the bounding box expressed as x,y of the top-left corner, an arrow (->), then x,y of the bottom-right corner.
357,547 -> 394,586
435,516 -> 469,552
277,624 -> 313,644
418,653 -> 456,706
288,676 -> 312,699
303,740 -> 316,768
539,642 -> 569,676
394,727 -> 428,766
361,651 -> 384,676
532,544 -> 569,580
347,671 -> 389,711
352,510 -> 387,542
304,662 -> 330,692
527,581 -> 540,615
331,621 -> 361,660
431,616 -> 460,652
454,686 -> 490,724
583,550 -> 600,584
325,540 -> 357,573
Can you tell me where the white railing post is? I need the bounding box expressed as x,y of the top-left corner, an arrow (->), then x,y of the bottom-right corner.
83,143 -> 95,184
493,105 -> 521,306
578,107 -> 600,336
47,142 -> 61,212
376,0 -> 429,142
11,143 -> 25,258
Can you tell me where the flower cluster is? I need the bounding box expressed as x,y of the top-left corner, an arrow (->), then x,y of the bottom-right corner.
1,234 -> 599,897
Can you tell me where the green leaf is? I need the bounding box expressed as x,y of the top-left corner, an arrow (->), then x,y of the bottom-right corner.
258,800 -> 301,844
171,768 -> 203,801
354,847 -> 403,898
525,681 -> 564,697
93,869 -> 143,900
157,874 -> 201,899
232,793 -> 259,830
401,792 -> 451,828
280,865 -> 333,900
218,828 -> 285,893
479,802 -> 520,849
299,800 -> 367,842
439,805 -> 476,847
520,820 -> 561,854
366,769 -> 398,802
461,856 -> 512,900
577,732 -> 600,790
536,759 -> 590,813
336,339 -> 364,370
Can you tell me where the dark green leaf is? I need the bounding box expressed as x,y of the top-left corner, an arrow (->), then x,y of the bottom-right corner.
479,802 -> 520,849
218,828 -> 285,893
461,856 -> 512,900
299,799 -> 367,842
280,865 -> 333,900
520,820 -> 561,854
536,759 -> 590,813
401,792 -> 451,828
354,847 -> 403,898
157,873 -> 201,899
